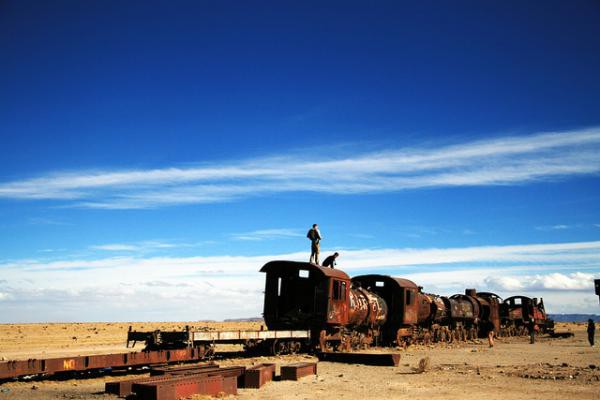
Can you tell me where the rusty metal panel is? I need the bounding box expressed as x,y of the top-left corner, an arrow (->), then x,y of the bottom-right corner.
106,376 -> 164,397
244,363 -> 276,388
129,366 -> 245,397
149,362 -> 219,376
317,352 -> 400,366
134,375 -> 236,400
150,365 -> 245,380
280,362 -> 317,381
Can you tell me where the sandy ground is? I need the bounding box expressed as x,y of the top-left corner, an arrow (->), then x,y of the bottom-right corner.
0,322 -> 598,399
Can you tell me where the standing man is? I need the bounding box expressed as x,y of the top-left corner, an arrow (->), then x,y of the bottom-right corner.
529,317 -> 536,344
323,252 -> 339,269
483,319 -> 495,348
307,224 -> 322,265
587,319 -> 595,347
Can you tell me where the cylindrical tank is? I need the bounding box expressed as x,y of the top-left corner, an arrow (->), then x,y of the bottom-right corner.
416,293 -> 434,324
447,295 -> 477,320
347,287 -> 387,327
426,293 -> 449,324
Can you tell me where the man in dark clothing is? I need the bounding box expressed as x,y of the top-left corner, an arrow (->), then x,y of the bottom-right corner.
307,224 -> 322,265
588,319 -> 595,346
322,252 -> 339,269
483,320 -> 496,348
529,317 -> 536,344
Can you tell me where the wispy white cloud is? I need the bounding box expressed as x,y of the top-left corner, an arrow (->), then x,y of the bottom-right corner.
89,240 -> 206,253
91,244 -> 141,251
483,272 -> 594,292
536,224 -> 572,231
0,240 -> 599,321
0,127 -> 599,208
27,217 -> 70,226
230,228 -> 303,241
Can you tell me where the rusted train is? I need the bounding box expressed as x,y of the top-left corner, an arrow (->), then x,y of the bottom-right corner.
261,261 -> 554,351
0,260 -> 555,382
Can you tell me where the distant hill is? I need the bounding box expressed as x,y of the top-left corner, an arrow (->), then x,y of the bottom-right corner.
549,314 -> 600,322
223,317 -> 264,322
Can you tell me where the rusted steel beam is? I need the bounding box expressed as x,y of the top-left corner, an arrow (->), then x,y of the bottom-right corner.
106,365 -> 244,398
131,366 -> 245,394
134,375 -> 237,400
0,347 -> 204,380
149,362 -> 219,376
280,362 -> 317,381
244,363 -> 276,388
104,363 -> 219,397
317,352 -> 400,366
106,376 -> 162,397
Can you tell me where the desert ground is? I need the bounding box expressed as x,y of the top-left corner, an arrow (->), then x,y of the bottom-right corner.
0,321 -> 598,399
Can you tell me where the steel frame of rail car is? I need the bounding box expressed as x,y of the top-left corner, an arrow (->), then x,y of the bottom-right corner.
127,328 -> 312,356
0,347 -> 206,381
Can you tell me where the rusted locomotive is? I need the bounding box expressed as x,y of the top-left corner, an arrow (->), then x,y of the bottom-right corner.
261,261 -> 552,350
261,261 -> 387,351
126,260 -> 554,356
0,261 -> 557,382
500,295 -> 554,336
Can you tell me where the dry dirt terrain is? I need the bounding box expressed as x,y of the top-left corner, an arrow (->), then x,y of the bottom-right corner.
0,321 -> 598,399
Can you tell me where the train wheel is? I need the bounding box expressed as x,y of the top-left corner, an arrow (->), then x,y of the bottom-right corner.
423,331 -> 432,345
203,344 -> 215,359
243,339 -> 258,354
395,329 -> 408,348
340,336 -> 351,352
446,328 -> 453,343
271,339 -> 286,356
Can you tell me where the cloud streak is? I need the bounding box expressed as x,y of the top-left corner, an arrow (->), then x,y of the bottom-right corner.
0,127 -> 599,208
0,240 -> 599,321
230,228 -> 303,241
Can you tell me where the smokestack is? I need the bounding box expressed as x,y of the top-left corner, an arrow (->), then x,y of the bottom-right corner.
465,288 -> 477,297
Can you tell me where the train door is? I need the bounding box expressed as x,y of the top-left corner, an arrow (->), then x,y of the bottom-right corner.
327,278 -> 349,325
402,288 -> 418,325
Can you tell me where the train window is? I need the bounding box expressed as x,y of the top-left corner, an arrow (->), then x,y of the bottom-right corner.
375,281 -> 384,287
333,280 -> 340,300
406,290 -> 413,305
514,298 -> 521,305
332,280 -> 346,301
298,270 -> 309,278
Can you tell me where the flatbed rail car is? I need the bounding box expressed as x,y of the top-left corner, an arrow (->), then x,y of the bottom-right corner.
0,347 -> 205,381
127,327 -> 311,356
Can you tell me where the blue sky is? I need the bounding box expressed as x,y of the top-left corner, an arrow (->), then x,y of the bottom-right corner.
1,1 -> 599,322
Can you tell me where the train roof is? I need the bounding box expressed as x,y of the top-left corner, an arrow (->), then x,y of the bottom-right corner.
351,274 -> 418,289
260,260 -> 350,280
